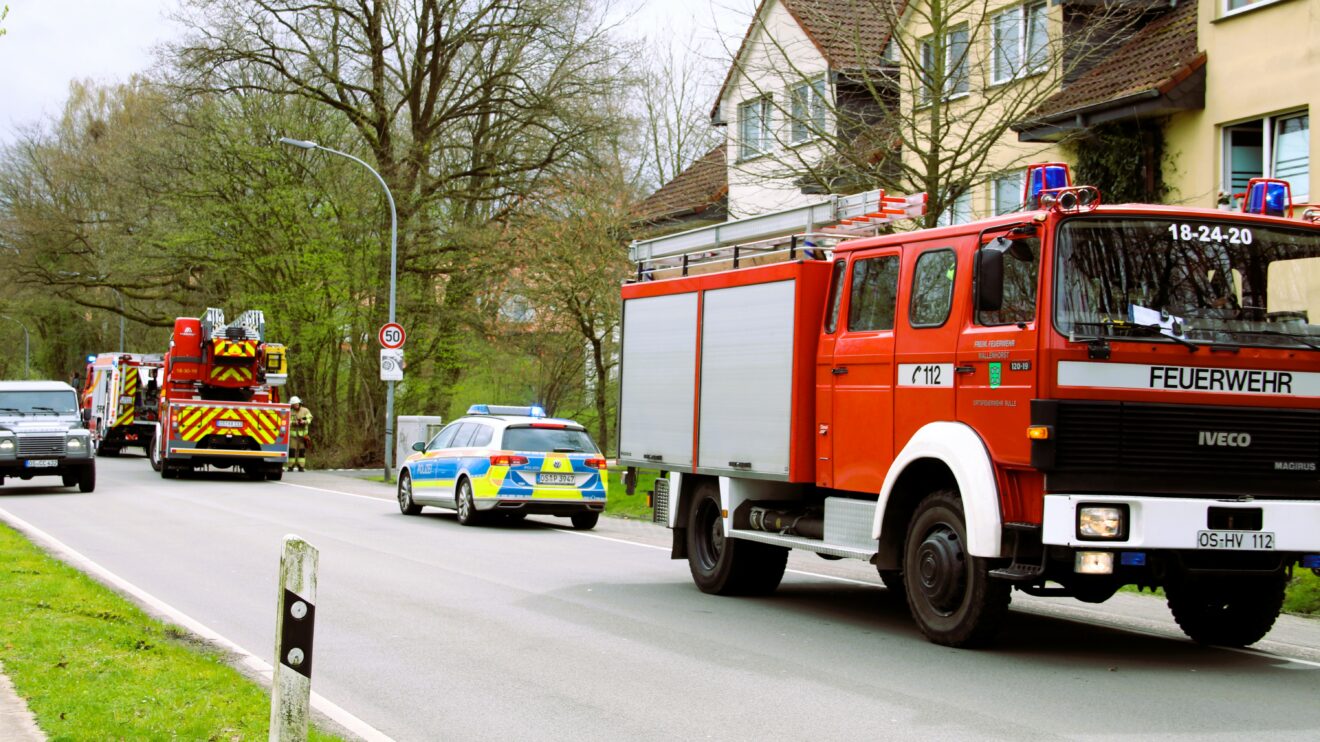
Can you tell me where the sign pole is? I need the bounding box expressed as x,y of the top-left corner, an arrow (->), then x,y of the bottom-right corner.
270,535 -> 318,742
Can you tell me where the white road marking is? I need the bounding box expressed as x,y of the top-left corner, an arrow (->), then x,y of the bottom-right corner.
277,481 -> 390,502
0,507 -> 395,742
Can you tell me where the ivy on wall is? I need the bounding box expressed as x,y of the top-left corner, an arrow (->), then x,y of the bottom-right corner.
1071,120 -> 1169,205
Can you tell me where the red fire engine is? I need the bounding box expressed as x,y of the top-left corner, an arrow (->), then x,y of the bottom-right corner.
149,308 -> 291,480
82,353 -> 165,456
620,168 -> 1320,648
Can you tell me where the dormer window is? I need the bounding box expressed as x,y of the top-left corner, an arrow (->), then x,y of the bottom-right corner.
790,79 -> 828,144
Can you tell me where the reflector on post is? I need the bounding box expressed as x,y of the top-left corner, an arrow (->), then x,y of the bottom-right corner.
1025,162 -> 1071,208
1242,178 -> 1291,217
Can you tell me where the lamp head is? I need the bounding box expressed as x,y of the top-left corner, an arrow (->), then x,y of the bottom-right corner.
278,137 -> 318,150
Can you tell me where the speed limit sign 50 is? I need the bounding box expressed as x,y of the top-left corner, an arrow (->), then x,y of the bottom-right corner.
379,322 -> 405,349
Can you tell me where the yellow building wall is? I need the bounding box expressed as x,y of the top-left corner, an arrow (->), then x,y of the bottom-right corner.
1166,0 -> 1318,209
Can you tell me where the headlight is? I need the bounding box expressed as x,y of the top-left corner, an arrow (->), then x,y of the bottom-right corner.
1078,505 -> 1127,540
0,438 -> 14,453
67,437 -> 85,451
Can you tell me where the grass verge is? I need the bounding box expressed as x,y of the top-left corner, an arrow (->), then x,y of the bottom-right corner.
605,467 -> 660,520
1119,569 -> 1320,617
0,522 -> 340,740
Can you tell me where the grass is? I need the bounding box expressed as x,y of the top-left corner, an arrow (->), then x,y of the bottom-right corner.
605,467 -> 660,520
0,523 -> 341,740
1119,569 -> 1320,617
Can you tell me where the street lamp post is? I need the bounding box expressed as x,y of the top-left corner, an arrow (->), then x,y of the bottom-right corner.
279,137 -> 399,481
0,315 -> 30,378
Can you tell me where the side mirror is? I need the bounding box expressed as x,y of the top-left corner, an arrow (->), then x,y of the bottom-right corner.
81,408 -> 92,425
411,441 -> 426,452
977,241 -> 1007,312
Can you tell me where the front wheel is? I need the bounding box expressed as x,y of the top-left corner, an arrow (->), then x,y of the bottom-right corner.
149,438 -> 163,473
455,478 -> 482,526
1166,574 -> 1287,647
397,471 -> 422,515
686,481 -> 787,595
77,465 -> 96,493
902,490 -> 1010,648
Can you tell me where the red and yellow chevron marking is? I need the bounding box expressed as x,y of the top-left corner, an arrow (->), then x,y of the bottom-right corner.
212,339 -> 257,358
175,405 -> 284,445
208,365 -> 254,383
114,370 -> 137,427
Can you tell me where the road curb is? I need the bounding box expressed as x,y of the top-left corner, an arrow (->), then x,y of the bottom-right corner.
0,661 -> 44,742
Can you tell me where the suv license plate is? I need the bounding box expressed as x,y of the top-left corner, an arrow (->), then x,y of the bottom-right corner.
1197,530 -> 1275,550
24,459 -> 58,468
537,473 -> 575,485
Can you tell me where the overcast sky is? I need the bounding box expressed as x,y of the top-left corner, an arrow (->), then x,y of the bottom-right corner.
0,0 -> 751,145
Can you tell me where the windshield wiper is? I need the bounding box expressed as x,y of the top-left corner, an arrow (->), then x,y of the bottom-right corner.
1069,321 -> 1201,353
29,406 -> 63,415
553,447 -> 582,453
0,407 -> 23,415
1208,328 -> 1320,352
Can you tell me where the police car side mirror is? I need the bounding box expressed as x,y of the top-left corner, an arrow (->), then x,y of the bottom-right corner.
977,241 -> 1007,312
411,441 -> 426,452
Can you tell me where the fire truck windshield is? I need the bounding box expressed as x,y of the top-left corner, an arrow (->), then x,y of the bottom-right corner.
1055,217 -> 1320,351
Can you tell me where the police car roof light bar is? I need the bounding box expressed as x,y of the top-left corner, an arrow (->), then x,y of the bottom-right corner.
467,404 -> 547,418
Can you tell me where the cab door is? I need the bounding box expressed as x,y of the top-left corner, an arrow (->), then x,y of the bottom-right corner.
829,249 -> 902,494
893,239 -> 969,451
815,260 -> 847,488
413,422 -> 462,503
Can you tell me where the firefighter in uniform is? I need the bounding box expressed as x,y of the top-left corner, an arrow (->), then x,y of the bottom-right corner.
287,396 -> 313,471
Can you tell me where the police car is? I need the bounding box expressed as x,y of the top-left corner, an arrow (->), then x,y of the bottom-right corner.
396,405 -> 608,529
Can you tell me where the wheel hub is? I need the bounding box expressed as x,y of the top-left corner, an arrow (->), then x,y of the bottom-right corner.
915,527 -> 965,614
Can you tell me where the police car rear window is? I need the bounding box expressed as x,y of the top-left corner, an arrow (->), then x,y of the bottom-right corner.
502,426 -> 597,453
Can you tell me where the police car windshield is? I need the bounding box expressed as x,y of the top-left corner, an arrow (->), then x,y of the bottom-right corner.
1055,218 -> 1320,350
502,426 -> 597,454
0,391 -> 78,415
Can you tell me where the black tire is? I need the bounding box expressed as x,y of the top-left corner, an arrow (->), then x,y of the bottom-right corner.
878,568 -> 906,600
244,466 -> 265,481
62,473 -> 78,487
161,463 -> 177,479
98,446 -> 120,457
570,511 -> 599,530
397,470 -> 422,515
1166,574 -> 1287,647
77,465 -> 96,493
455,478 -> 482,526
148,437 -> 163,472
686,481 -> 787,595
903,490 -> 1010,648
267,468 -> 283,481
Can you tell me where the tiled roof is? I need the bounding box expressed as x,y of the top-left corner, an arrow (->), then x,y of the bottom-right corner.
633,144 -> 728,224
1028,0 -> 1201,121
713,0 -> 905,120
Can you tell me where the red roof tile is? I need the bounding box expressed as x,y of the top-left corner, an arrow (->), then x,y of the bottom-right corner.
634,144 -> 728,223
1029,0 -> 1201,120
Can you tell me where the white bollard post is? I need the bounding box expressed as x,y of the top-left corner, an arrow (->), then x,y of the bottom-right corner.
270,535 -> 319,742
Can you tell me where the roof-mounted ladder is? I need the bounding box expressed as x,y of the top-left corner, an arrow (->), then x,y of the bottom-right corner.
629,188 -> 925,278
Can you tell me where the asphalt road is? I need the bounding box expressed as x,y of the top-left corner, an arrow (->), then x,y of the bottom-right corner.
2,456 -> 1319,741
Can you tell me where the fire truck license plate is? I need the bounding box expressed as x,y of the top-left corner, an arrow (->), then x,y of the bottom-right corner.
24,460 -> 57,468
1196,530 -> 1275,550
537,473 -> 575,485
215,420 -> 244,429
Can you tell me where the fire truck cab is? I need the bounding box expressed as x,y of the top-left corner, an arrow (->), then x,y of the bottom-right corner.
620,175 -> 1320,648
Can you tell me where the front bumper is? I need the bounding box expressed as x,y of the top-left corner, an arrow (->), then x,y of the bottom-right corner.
0,458 -> 94,478
1042,494 -> 1320,551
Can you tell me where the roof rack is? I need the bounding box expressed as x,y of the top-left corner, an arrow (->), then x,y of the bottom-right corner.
629,187 -> 925,280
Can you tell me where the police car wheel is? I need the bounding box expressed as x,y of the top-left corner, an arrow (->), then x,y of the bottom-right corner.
455,478 -> 482,526
397,471 -> 422,515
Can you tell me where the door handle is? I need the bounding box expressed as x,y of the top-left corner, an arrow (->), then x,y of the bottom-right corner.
954,365 -> 975,374
831,367 -> 848,375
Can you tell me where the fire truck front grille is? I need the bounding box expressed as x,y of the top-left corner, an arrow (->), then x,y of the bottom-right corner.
1033,401 -> 1320,498
18,435 -> 66,457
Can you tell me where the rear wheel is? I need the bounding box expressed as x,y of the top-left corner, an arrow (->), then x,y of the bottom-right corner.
244,466 -> 265,481
77,465 -> 96,493
686,481 -> 787,595
878,568 -> 906,600
903,490 -> 1010,648
397,470 -> 422,515
1166,574 -> 1287,647
570,511 -> 599,530
149,437 -> 163,472
267,468 -> 283,481
455,478 -> 482,526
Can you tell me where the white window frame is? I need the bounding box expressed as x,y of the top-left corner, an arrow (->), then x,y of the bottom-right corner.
790,78 -> 828,145
919,23 -> 970,106
991,1 -> 1049,85
1222,0 -> 1287,18
738,96 -> 773,161
1221,111 -> 1310,206
993,170 -> 1026,215
937,190 -> 973,226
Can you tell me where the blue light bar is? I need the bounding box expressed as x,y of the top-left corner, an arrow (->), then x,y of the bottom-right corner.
468,404 -> 547,417
1303,555 -> 1320,569
529,405 -> 547,418
1246,180 -> 1288,216
466,404 -> 490,415
1119,552 -> 1146,567
1026,163 -> 1070,207
86,354 -> 96,363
